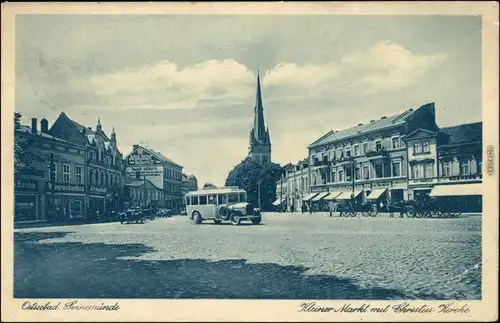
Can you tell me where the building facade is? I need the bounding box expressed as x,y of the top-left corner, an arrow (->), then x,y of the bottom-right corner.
248,71 -> 271,164
181,174 -> 198,197
14,115 -> 87,223
307,103 -> 439,204
124,178 -> 165,207
275,159 -> 309,211
125,144 -> 183,213
48,113 -> 125,217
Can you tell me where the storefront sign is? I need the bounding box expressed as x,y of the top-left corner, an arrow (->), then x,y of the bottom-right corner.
14,179 -> 38,192
372,181 -> 391,188
127,148 -> 162,166
15,194 -> 37,222
89,186 -> 107,195
48,183 -> 85,193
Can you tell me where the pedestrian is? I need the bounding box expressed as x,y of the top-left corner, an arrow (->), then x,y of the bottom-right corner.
291,203 -> 295,213
301,203 -> 306,214
328,199 -> 337,217
308,201 -> 313,215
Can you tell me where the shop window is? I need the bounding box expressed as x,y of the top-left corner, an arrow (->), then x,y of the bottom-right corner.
15,195 -> 37,221
478,160 -> 482,174
392,161 -> 402,177
63,164 -> 70,183
69,200 -> 83,218
75,166 -> 82,184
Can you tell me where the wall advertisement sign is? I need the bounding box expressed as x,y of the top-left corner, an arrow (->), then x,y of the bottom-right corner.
127,148 -> 162,166
125,166 -> 164,189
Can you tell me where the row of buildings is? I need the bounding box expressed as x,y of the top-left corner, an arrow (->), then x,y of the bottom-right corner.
14,112 -> 198,224
275,103 -> 482,212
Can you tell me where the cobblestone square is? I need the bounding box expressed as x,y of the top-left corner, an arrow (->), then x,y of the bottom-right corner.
14,213 -> 481,300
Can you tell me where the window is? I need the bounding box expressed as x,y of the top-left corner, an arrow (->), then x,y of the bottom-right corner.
362,165 -> 370,180
362,142 -> 369,154
331,171 -> 336,183
353,145 -> 360,156
218,195 -> 227,204
135,171 -> 141,180
75,166 -> 82,184
228,194 -> 239,203
375,139 -> 382,151
338,170 -> 344,182
423,163 -> 433,178
88,169 -> 93,185
392,161 -> 401,177
478,160 -> 483,174
374,164 -> 383,178
392,137 -> 400,149
345,146 -> 351,158
460,159 -> 470,175
442,161 -> 451,177
63,164 -> 70,182
355,167 -> 361,180
423,141 -> 430,153
100,172 -> 104,185
383,163 -> 391,178
412,165 -> 421,179
345,167 -> 352,181
413,143 -> 422,154
239,193 -> 246,202
208,195 -> 217,205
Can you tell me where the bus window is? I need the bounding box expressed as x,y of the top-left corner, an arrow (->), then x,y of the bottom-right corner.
192,196 -> 199,205
208,195 -> 217,205
218,195 -> 227,204
199,195 -> 207,205
228,193 -> 239,203
186,197 -> 191,205
239,193 -> 246,202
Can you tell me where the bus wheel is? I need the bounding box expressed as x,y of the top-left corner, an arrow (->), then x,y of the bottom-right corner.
192,211 -> 202,224
230,212 -> 241,225
251,216 -> 261,225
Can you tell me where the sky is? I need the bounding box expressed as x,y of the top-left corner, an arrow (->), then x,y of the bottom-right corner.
15,14 -> 482,186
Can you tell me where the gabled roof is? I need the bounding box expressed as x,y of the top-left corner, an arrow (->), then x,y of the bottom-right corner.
15,125 -> 77,146
128,145 -> 182,168
404,128 -> 438,140
438,122 -> 482,146
308,108 -> 417,148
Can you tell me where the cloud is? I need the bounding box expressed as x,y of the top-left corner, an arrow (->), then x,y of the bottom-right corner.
77,59 -> 256,110
262,41 -> 450,97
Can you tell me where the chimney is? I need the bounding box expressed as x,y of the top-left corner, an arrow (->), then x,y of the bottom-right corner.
40,117 -> 49,133
381,116 -> 387,119
370,120 -> 375,123
409,108 -> 414,112
31,117 -> 38,134
358,123 -> 363,126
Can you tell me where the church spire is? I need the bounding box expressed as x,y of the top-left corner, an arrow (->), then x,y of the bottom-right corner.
253,70 -> 266,141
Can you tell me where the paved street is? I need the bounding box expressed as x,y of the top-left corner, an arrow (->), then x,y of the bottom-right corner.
14,213 -> 481,300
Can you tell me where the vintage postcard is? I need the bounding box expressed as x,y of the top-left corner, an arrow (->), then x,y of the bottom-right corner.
1,2 -> 498,322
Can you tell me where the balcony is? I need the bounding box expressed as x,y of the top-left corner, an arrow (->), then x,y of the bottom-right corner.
366,148 -> 389,159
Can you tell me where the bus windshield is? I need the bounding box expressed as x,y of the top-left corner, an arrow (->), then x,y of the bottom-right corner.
228,193 -> 239,203
239,193 -> 246,202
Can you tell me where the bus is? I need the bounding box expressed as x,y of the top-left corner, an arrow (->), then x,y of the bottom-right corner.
184,187 -> 262,225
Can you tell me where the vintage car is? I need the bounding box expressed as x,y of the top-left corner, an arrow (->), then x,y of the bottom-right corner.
184,187 -> 261,225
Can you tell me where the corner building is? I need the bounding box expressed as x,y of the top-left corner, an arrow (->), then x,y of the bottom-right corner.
307,102 -> 439,204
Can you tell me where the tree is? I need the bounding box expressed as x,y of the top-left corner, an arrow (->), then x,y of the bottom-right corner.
189,175 -> 199,190
203,182 -> 216,188
225,157 -> 282,211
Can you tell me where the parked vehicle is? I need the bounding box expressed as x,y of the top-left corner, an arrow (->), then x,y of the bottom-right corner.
185,187 -> 261,225
120,207 -> 145,224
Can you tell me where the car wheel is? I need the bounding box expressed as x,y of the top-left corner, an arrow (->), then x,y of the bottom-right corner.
192,211 -> 202,224
230,212 -> 241,225
251,216 -> 261,225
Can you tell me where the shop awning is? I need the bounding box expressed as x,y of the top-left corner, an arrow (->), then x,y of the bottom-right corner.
336,190 -> 363,201
272,195 -> 287,206
324,192 -> 342,201
302,193 -> 319,201
312,192 -> 330,202
367,188 -> 388,201
429,184 -> 482,197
